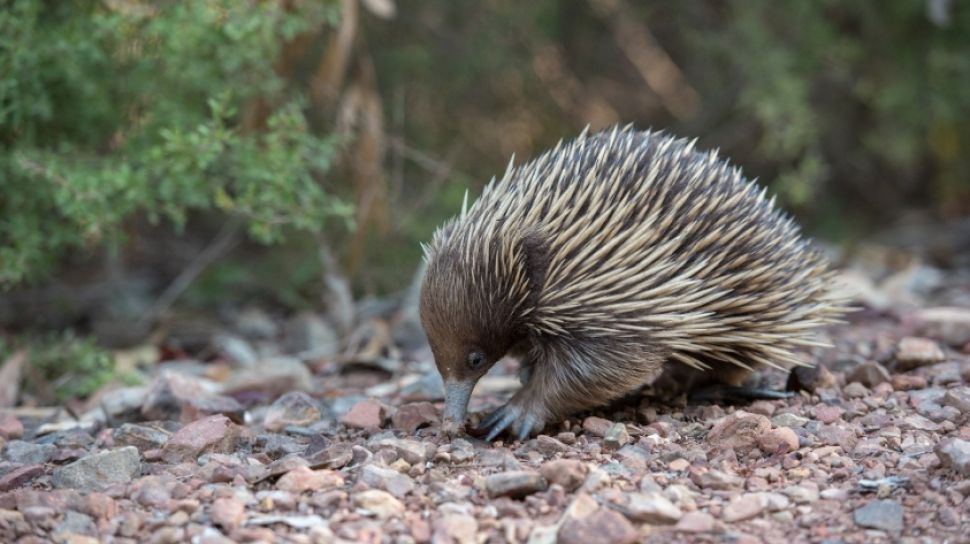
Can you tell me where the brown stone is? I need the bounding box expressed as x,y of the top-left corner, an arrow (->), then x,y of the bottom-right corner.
485,470 -> 547,498
161,415 -> 246,464
210,497 -> 245,532
0,465 -> 44,492
675,511 -> 716,532
758,427 -> 800,454
723,493 -> 768,522
707,410 -> 771,453
340,399 -> 387,431
558,508 -> 638,544
391,402 -> 438,434
895,337 -> 946,370
540,459 -> 588,492
432,513 -> 478,544
890,374 -> 927,391
582,416 -> 613,437
0,415 -> 23,440
275,466 -> 344,494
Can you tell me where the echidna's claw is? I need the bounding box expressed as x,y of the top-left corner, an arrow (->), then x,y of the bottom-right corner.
483,408 -> 516,442
477,401 -> 545,442
516,415 -> 538,442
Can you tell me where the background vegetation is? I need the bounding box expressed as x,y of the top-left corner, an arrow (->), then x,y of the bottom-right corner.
2,0 -> 969,357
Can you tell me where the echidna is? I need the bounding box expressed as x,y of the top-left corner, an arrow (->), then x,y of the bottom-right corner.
419,127 -> 845,441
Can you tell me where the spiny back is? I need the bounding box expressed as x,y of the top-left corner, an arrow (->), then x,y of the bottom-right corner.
425,127 -> 844,372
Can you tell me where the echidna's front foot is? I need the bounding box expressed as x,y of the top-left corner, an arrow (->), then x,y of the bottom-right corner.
476,398 -> 546,442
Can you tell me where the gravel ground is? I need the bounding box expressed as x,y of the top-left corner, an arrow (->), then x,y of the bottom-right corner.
1,273 -> 969,543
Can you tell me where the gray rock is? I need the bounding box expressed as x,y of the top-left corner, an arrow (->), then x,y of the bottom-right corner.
56,510 -> 96,536
234,307 -> 279,339
535,435 -> 569,455
305,442 -> 353,470
853,500 -> 903,532
603,423 -> 631,450
283,312 -> 339,358
559,507 -> 638,544
371,437 -> 431,465
935,438 -> 970,476
222,356 -> 314,395
99,386 -> 149,424
613,492 -> 682,524
214,334 -> 259,367
943,387 -> 970,414
771,412 -> 809,428
843,382 -> 869,398
846,362 -> 891,388
361,464 -> 414,498
52,447 -> 141,491
113,424 -> 170,452
398,371 -> 445,401
690,469 -> 743,490
3,441 -> 55,464
485,470 -> 547,498
448,438 -> 476,464
263,392 -> 323,432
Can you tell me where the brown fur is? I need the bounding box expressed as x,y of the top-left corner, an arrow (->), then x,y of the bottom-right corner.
420,126 -> 846,439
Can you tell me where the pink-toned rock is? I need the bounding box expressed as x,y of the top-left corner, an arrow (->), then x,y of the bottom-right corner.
814,405 -> 844,424
432,513 -> 478,544
142,371 -> 244,424
747,401 -> 776,417
675,511 -> 716,532
161,415 -> 245,464
353,489 -> 404,519
582,416 -> 613,437
83,493 -> 117,531
391,402 -> 438,434
210,497 -> 245,532
723,493 -> 768,522
916,307 -> 970,347
707,411 -> 771,453
275,466 -> 344,494
131,476 -> 173,509
340,399 -> 387,431
539,459 -> 588,492
407,514 -> 432,542
558,508 -> 638,544
668,458 -> 690,472
758,427 -> 800,454
891,374 -> 927,391
0,465 -> 43,492
0,414 -> 23,440
895,337 -> 946,370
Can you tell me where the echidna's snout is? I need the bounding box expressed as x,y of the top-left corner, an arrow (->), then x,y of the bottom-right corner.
441,380 -> 475,435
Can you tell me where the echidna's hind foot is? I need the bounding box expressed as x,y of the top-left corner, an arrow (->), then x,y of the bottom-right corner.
476,396 -> 546,442
687,385 -> 794,404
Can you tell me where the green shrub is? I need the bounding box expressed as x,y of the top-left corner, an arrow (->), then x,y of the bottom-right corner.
1,0 -> 349,287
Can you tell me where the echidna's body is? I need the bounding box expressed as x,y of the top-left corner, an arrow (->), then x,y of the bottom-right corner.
420,127 -> 844,440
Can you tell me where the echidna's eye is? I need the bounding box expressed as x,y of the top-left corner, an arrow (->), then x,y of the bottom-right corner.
466,351 -> 486,370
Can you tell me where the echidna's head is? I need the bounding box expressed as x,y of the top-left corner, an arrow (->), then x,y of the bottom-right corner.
419,241 -> 526,435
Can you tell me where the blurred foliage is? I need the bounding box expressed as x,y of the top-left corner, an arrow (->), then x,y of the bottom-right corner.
1,0 -> 349,286
4,332 -> 117,402
2,0 -> 969,326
